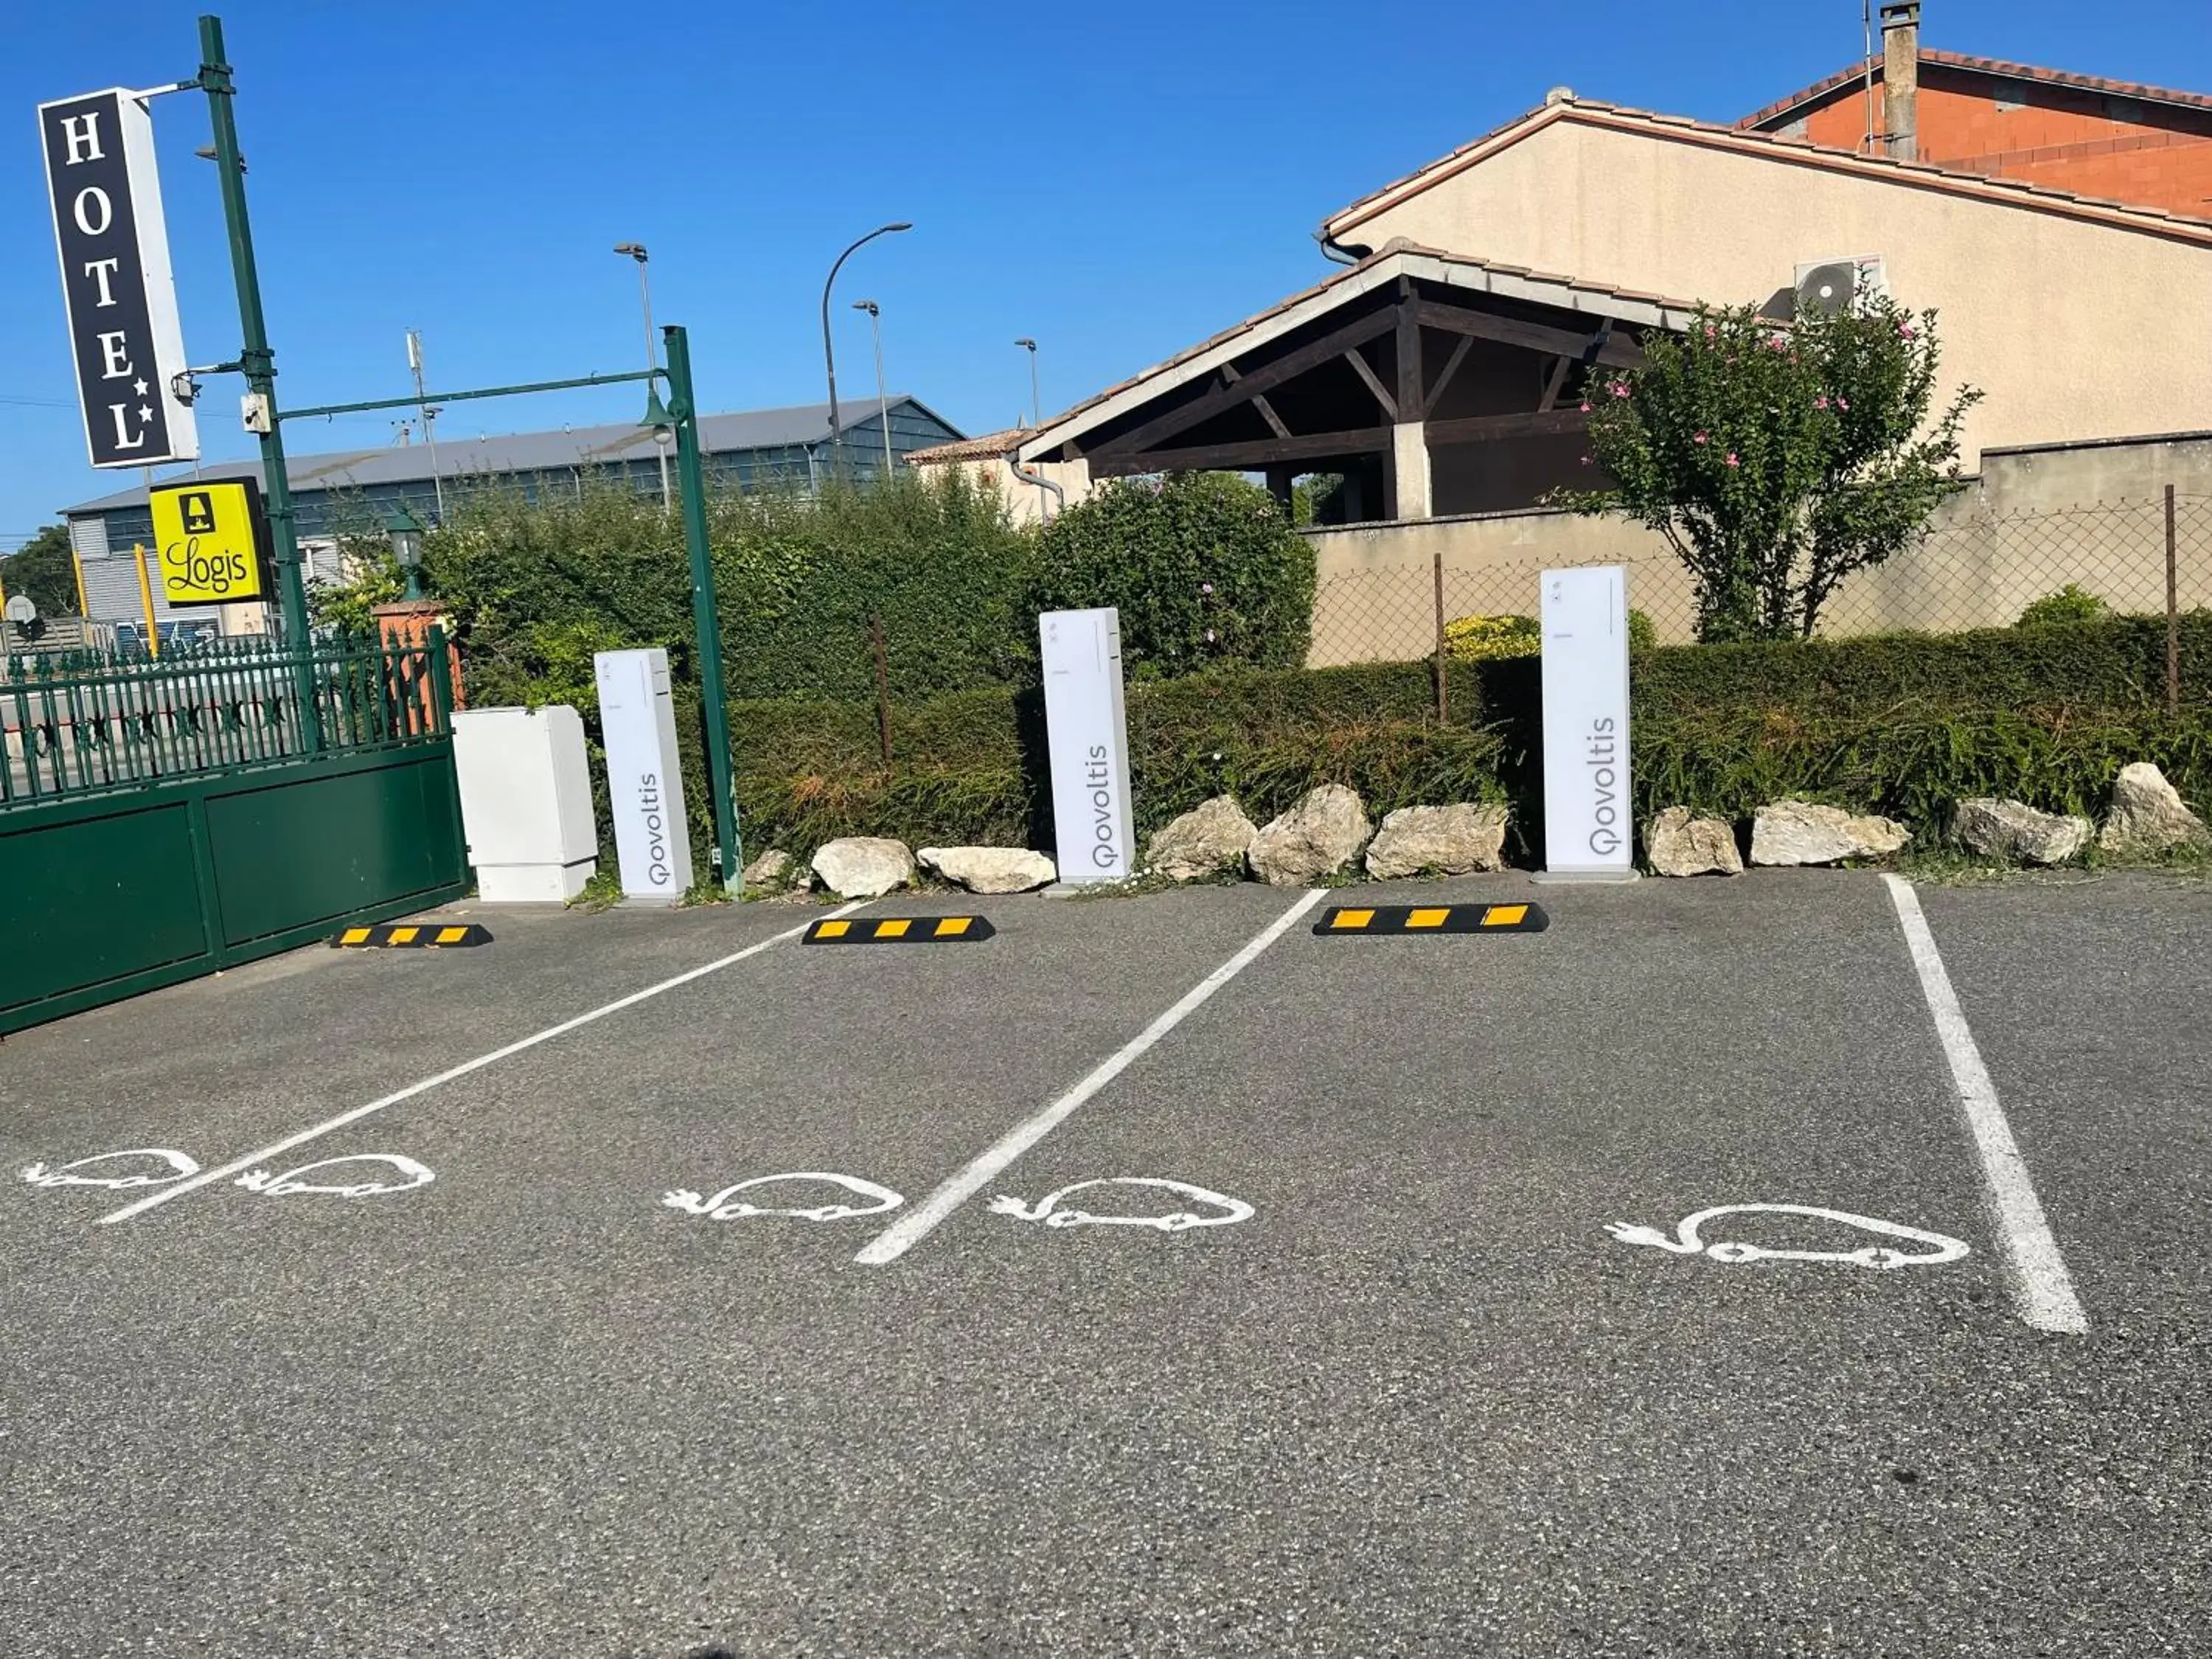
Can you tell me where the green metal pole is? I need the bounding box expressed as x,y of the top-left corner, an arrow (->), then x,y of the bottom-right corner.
663,324 -> 740,886
197,15 -> 319,748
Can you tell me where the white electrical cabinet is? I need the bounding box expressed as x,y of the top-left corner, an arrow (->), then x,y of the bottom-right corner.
451,706 -> 598,903
594,647 -> 693,904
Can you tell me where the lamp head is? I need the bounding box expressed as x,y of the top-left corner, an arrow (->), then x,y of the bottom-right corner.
380,503 -> 427,568
1015,337 -> 1037,352
613,241 -> 648,262
852,299 -> 879,316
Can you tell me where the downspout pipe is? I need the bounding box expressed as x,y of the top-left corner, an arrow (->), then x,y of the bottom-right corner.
1316,227 -> 1371,266
1007,446 -> 1064,517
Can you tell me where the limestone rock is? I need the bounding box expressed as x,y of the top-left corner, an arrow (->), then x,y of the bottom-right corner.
2098,762 -> 2210,855
1644,807 -> 1742,877
1364,803 -> 1509,879
1146,796 -> 1259,882
810,836 -> 914,899
740,849 -> 794,891
918,845 -> 1057,894
1248,785 -> 1372,887
1952,799 -> 2090,866
1748,800 -> 1909,867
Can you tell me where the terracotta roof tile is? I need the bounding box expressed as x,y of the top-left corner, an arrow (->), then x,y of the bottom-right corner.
1739,48 -> 2212,132
905,428 -> 1026,465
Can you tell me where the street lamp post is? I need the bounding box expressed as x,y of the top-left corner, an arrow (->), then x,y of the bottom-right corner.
193,14 -> 319,745
1015,336 -> 1041,427
819,222 -> 911,480
852,299 -> 894,481
615,242 -> 674,510
1015,337 -> 1045,519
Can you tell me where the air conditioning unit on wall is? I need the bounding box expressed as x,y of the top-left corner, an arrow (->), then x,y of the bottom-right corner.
1792,256 -> 1888,317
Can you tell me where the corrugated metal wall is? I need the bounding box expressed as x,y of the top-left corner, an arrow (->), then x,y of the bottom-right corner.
69,518 -> 223,635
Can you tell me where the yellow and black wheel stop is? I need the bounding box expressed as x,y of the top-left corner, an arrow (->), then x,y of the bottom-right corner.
1313,902 -> 1548,936
330,922 -> 493,949
805,915 -> 996,945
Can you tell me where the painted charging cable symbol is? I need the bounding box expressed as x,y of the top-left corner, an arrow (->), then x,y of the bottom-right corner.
1606,1203 -> 1971,1269
990,1178 -> 1253,1232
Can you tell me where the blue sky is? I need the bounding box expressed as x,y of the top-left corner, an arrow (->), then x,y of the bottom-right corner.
4,0 -> 2206,546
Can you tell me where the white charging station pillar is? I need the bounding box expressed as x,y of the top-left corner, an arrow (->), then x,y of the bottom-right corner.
451,706 -> 599,902
1536,565 -> 1636,882
594,647 -> 693,904
1040,607 -> 1135,886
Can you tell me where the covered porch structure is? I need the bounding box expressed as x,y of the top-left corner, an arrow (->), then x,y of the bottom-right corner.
1016,245 -> 1697,522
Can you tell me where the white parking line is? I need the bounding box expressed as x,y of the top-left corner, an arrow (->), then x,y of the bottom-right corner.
855,888 -> 1326,1267
97,903 -> 864,1227
1882,875 -> 2088,1335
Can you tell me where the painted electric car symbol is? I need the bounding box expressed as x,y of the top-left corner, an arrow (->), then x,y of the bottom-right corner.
661,1172 -> 905,1222
1605,1203 -> 1970,1269
19,1148 -> 201,1190
235,1154 -> 436,1199
990,1177 -> 1254,1232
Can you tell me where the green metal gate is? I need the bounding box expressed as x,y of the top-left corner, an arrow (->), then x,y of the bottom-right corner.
1,630 -> 470,1036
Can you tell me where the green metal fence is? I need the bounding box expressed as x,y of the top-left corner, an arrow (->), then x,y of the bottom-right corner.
2,631 -> 449,807
1,629 -> 469,1037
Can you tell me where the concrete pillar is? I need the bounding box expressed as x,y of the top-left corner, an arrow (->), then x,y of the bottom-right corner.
1391,422 -> 1433,521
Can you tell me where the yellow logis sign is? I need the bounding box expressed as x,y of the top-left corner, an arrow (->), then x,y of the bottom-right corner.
149,480 -> 268,604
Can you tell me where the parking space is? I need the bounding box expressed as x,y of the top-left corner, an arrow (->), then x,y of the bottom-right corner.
3,871 -> 2206,1654
1914,872 -> 2212,1332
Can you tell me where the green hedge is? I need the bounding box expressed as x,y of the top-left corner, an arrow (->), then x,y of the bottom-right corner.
1630,615 -> 2212,723
729,667 -> 1508,858
726,618 -> 2212,867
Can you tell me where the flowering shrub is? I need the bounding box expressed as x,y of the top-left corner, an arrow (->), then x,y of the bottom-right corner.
1444,613 -> 1541,662
1034,472 -> 1315,675
1557,296 -> 1980,642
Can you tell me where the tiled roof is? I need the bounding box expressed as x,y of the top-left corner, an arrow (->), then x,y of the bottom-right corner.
1321,96 -> 2212,243
1018,245 -> 1702,460
906,428 -> 1026,464
1739,48 -> 2212,132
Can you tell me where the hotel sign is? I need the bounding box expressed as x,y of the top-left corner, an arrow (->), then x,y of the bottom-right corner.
38,88 -> 199,467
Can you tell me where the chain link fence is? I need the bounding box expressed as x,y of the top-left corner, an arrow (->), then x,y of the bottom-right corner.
1310,491 -> 2212,669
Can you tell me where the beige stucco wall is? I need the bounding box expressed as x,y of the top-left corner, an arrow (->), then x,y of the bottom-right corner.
914,455 -> 1093,526
1341,117 -> 2212,466
1305,431 -> 2212,664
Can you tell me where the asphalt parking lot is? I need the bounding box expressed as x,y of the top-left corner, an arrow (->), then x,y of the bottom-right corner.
2,869 -> 2208,1657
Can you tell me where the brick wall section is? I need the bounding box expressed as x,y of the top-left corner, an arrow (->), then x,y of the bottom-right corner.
1785,66 -> 2212,218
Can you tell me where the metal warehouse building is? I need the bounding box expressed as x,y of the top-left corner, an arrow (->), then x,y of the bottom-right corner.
58,396 -> 961,641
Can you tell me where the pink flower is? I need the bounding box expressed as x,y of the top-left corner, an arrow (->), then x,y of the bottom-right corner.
1767,335 -> 1787,351
1725,453 -> 1741,467
1837,396 -> 1850,411
1579,401 -> 1592,413
1607,381 -> 1628,397
1200,582 -> 1214,594
1703,324 -> 1717,340
1579,455 -> 1593,466
1899,321 -> 1916,338
1815,395 -> 1829,410
1692,431 -> 1708,445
